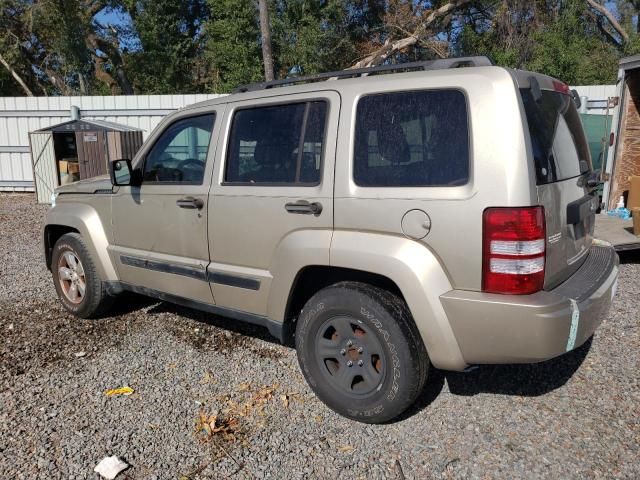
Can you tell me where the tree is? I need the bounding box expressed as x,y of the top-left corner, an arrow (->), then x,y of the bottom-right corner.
258,0 -> 275,80
122,0 -> 210,93
349,0 -> 474,68
205,0 -> 264,92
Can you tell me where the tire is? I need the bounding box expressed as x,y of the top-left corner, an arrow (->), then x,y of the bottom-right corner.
295,281 -> 429,423
51,233 -> 113,318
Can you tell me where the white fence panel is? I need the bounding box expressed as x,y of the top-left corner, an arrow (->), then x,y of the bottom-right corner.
0,94 -> 223,191
0,86 -> 618,192
572,85 -> 617,115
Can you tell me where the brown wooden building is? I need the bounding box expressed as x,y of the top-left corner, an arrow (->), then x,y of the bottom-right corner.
29,119 -> 143,203
605,55 -> 640,209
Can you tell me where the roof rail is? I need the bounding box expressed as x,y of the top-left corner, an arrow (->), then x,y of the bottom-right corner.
233,56 -> 493,93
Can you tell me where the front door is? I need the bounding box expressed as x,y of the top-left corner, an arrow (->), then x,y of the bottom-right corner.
110,107 -> 223,303
208,92 -> 339,317
76,130 -> 108,179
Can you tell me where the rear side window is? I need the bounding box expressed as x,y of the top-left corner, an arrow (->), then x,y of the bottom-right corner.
520,89 -> 591,185
224,101 -> 327,185
354,90 -> 469,187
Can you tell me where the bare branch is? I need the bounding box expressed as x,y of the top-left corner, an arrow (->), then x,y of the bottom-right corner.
585,10 -> 622,48
0,52 -> 34,96
350,0 -> 472,68
586,0 -> 629,43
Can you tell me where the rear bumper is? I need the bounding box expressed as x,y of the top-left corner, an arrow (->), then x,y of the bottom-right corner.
440,245 -> 619,365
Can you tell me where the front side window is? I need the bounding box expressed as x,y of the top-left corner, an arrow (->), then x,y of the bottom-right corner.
354,90 -> 469,187
224,101 -> 327,184
143,114 -> 215,184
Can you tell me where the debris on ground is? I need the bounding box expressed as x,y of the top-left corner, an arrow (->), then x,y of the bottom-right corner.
93,456 -> 129,479
104,386 -> 134,396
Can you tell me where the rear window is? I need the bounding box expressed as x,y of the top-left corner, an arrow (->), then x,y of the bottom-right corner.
520,89 -> 591,185
354,90 -> 469,187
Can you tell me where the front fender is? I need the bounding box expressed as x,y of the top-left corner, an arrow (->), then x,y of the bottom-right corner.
45,202 -> 118,281
330,231 -> 466,371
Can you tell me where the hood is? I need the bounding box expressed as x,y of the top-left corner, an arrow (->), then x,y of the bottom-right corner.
55,175 -> 113,195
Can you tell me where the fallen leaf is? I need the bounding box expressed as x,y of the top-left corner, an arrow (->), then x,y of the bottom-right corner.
281,394 -> 289,408
314,415 -> 323,423
338,445 -> 354,453
238,382 -> 251,391
104,386 -> 134,396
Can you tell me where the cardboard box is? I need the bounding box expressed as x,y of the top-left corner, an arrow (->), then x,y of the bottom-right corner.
58,160 -> 69,174
628,176 -> 640,210
632,208 -> 640,236
60,171 -> 80,185
67,162 -> 80,174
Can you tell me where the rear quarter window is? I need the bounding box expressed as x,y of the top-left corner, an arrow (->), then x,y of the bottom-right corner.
520,89 -> 591,185
353,90 -> 469,187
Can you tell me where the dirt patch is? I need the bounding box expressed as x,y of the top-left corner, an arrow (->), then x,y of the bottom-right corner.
0,299 -> 132,382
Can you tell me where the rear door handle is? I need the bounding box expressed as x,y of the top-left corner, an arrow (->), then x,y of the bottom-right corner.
285,200 -> 322,216
176,196 -> 204,209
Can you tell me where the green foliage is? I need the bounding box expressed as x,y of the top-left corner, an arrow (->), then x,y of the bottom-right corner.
526,4 -> 619,84
271,0 -> 364,76
458,0 -> 621,85
123,0 -> 210,93
0,0 -> 639,95
205,0 -> 263,92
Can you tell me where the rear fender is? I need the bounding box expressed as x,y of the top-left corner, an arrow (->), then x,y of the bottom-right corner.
330,231 -> 466,371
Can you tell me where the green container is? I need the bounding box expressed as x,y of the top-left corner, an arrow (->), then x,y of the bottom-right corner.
579,113 -> 611,172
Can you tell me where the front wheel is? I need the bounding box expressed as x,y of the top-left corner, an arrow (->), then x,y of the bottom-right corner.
295,282 -> 429,423
51,233 -> 113,318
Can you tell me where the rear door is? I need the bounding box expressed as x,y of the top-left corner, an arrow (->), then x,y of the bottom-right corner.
208,92 -> 338,317
520,87 -> 598,289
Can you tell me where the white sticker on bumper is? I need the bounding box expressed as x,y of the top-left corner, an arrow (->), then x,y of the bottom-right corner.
566,299 -> 580,352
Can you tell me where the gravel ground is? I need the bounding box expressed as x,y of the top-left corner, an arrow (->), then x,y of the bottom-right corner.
1,192 -> 639,480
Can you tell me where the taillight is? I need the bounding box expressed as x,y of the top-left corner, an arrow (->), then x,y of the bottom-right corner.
482,207 -> 546,295
552,80 -> 570,95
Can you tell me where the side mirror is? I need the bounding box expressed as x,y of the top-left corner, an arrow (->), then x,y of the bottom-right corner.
570,89 -> 582,110
109,159 -> 141,186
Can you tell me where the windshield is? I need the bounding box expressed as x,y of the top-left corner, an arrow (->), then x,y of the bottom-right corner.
520,89 -> 592,185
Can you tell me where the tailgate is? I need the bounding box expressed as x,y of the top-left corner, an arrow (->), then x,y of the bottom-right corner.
520,87 -> 598,289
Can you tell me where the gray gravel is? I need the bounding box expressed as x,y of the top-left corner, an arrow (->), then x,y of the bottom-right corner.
1,192 -> 639,479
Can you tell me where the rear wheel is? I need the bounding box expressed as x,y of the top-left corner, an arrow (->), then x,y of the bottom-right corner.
295,281 -> 428,423
51,233 -> 113,318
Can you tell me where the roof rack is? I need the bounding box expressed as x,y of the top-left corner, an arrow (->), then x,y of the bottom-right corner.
233,56 -> 493,93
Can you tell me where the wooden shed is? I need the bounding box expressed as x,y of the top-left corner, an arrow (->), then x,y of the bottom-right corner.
604,54 -> 640,209
29,118 -> 143,203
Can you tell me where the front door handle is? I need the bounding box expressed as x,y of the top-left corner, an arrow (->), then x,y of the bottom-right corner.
176,196 -> 204,209
285,200 -> 323,216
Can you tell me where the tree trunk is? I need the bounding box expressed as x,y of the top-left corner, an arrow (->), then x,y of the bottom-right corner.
0,52 -> 34,96
258,0 -> 274,81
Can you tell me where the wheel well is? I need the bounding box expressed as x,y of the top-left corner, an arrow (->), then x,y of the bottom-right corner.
282,266 -> 404,344
44,225 -> 79,270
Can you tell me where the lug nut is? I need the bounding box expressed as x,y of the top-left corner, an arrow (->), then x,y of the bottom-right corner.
346,340 -> 353,347
340,349 -> 346,355
357,347 -> 363,353
358,360 -> 364,366
347,360 -> 353,367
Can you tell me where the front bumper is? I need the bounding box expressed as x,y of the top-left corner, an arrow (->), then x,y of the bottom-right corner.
440,245 -> 619,365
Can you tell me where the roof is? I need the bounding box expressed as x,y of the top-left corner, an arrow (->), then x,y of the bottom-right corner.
35,119 -> 142,133
619,54 -> 640,72
182,65 -> 509,113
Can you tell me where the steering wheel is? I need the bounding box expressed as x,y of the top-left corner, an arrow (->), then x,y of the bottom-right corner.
178,158 -> 205,171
